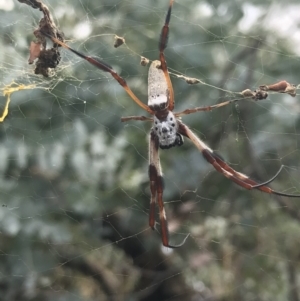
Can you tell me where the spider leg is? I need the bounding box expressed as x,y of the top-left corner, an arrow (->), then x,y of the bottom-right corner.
121,116 -> 153,122
159,0 -> 175,111
148,131 -> 161,233
149,130 -> 189,248
40,31 -> 154,115
178,121 -> 300,197
174,84 -> 276,117
250,165 -> 284,188
174,98 -> 241,117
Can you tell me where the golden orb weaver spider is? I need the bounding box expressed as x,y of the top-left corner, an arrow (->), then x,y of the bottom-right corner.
41,0 -> 300,248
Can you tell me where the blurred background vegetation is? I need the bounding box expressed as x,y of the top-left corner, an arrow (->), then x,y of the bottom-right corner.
1,0 -> 300,300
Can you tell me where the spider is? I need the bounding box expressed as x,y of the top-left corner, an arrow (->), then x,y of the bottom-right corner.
41,0 -> 300,248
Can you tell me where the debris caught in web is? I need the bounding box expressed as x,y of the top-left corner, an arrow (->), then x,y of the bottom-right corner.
18,0 -> 65,77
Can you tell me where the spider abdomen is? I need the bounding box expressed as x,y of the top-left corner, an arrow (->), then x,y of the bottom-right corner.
148,60 -> 169,111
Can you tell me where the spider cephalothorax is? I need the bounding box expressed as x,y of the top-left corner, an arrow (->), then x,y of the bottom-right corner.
153,113 -> 183,149
41,0 -> 300,249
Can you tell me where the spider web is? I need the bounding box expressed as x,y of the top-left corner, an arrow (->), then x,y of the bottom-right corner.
1,0 -> 300,300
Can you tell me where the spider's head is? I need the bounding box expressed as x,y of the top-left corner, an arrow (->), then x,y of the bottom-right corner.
153,112 -> 183,149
